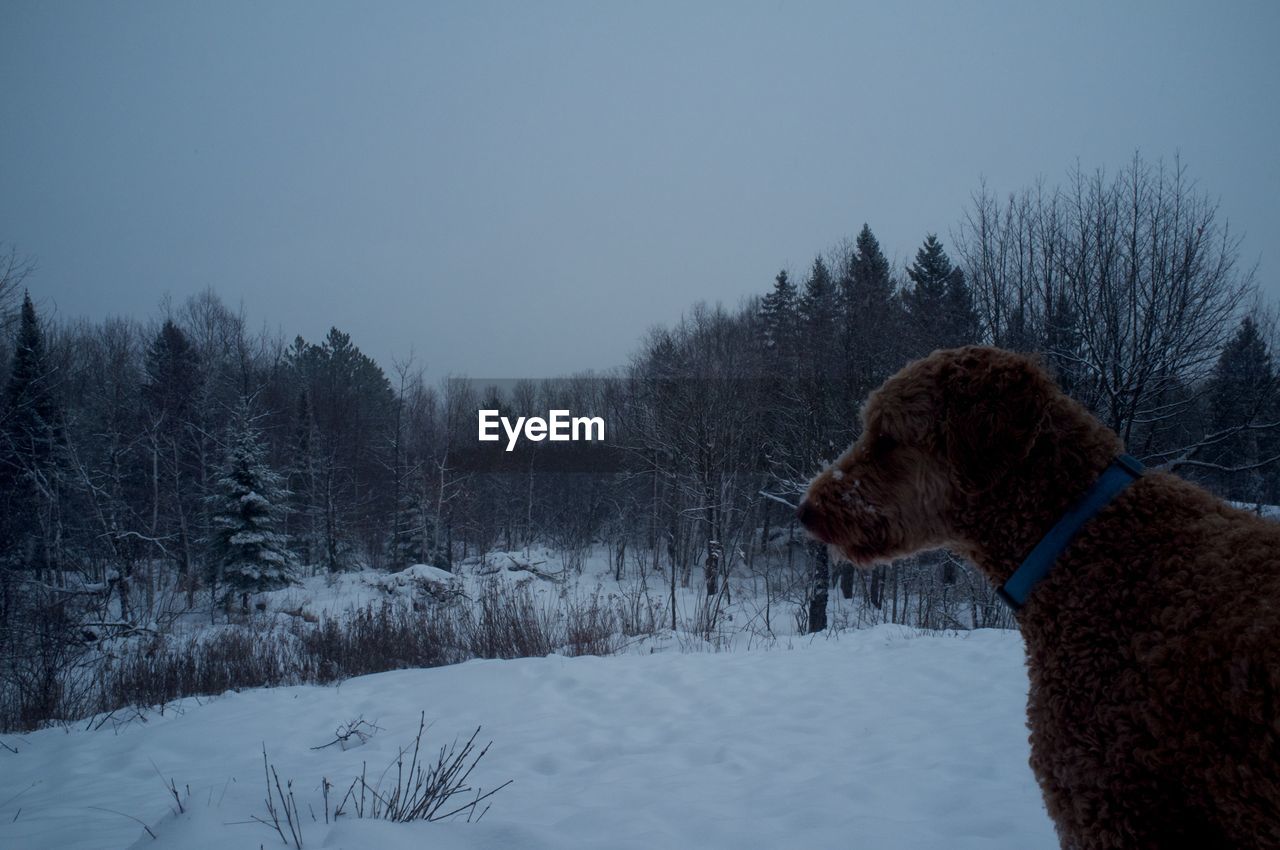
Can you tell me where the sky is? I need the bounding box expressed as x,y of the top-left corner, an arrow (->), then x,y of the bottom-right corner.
2,1 -> 1278,378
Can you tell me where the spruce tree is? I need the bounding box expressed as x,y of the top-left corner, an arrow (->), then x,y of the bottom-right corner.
1211,317 -> 1273,427
799,255 -> 841,451
143,320 -> 201,419
846,224 -> 894,307
390,487 -> 443,569
3,292 -> 60,464
142,319 -> 202,591
208,400 -> 297,612
1207,317 -> 1277,500
903,234 -> 977,354
286,389 -> 321,569
942,270 -> 979,347
0,292 -> 63,572
903,234 -> 951,355
799,256 -> 838,354
760,269 -> 800,363
840,225 -> 903,415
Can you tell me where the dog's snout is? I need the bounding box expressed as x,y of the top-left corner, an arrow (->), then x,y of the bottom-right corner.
796,499 -> 828,542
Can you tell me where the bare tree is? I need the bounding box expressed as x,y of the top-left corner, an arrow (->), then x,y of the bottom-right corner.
955,154 -> 1255,461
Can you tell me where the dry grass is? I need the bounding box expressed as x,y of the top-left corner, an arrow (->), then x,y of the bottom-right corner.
1,583 -> 637,731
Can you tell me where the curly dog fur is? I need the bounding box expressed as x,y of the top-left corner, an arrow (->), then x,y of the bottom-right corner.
798,346 -> 1280,849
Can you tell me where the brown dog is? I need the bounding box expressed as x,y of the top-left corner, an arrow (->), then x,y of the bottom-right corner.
798,346 -> 1280,849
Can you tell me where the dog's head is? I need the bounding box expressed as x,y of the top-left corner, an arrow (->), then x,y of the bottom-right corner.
797,346 -> 1054,566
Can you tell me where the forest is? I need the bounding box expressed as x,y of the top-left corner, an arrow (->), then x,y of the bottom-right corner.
1,154 -> 1275,730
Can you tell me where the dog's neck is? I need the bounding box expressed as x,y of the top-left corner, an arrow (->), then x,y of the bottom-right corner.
949,400 -> 1123,587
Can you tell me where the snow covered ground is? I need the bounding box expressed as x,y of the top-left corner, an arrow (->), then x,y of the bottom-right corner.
0,626 -> 1056,850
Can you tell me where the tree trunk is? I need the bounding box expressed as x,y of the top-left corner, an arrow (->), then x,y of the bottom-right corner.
760,501 -> 771,554
869,565 -> 884,609
839,563 -> 854,599
704,540 -> 719,597
807,542 -> 829,633
669,532 -> 677,632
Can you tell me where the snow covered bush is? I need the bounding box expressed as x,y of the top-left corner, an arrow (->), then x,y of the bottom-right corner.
363,563 -> 464,605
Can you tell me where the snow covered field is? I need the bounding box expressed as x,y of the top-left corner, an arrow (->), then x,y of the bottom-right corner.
0,626 -> 1055,850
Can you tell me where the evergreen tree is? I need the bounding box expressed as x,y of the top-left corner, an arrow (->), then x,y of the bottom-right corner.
286,388 -> 321,569
0,292 -> 64,573
143,320 -> 201,419
799,256 -> 838,354
142,319 -> 203,591
3,293 -> 61,472
207,400 -> 297,612
1207,317 -> 1277,500
903,234 -> 949,355
943,266 -> 979,348
760,270 -> 800,365
798,256 -> 842,453
845,224 -> 894,308
288,328 -> 396,569
839,225 -> 904,425
903,234 -> 976,354
389,486 -> 444,569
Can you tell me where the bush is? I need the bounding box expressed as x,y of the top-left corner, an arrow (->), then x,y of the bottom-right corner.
1,583 -> 629,731
331,713 -> 511,823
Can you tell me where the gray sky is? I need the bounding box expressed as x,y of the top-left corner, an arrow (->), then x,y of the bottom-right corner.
3,1 -> 1278,378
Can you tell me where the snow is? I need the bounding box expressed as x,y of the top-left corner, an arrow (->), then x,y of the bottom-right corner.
360,563 -> 465,602
1229,501 -> 1280,520
254,550 -> 568,619
0,626 -> 1055,850
405,564 -> 457,584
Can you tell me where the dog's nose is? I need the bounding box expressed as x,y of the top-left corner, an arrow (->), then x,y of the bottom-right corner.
797,499 -> 834,543
797,499 -> 824,538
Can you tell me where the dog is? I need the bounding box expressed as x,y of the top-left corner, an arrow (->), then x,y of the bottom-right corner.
797,346 -> 1280,849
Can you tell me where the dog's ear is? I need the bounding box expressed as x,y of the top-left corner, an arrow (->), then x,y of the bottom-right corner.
940,349 -> 1050,490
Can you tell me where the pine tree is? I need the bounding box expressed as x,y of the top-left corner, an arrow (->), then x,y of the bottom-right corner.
902,234 -> 979,355
390,488 -> 429,568
799,256 -> 838,355
942,266 -> 979,348
0,292 -> 64,573
903,235 -> 948,356
286,389 -> 322,570
143,320 -> 201,419
1207,317 -> 1277,501
845,224 -> 894,307
390,486 -> 444,570
798,255 -> 842,454
840,225 -> 903,417
208,400 -> 297,612
3,293 -> 61,469
288,328 -> 396,571
760,269 -> 800,364
142,319 -> 203,593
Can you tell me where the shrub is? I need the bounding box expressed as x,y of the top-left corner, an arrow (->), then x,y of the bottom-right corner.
1,583 -> 631,731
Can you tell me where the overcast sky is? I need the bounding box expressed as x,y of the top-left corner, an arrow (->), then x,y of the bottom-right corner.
3,1 -> 1278,378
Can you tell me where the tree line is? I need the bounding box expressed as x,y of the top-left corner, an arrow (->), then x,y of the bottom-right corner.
1,154 -> 1275,649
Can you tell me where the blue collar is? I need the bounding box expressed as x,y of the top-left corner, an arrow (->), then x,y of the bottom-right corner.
997,454 -> 1145,612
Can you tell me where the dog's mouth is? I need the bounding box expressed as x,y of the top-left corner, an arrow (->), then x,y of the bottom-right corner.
797,504 -> 897,567
833,541 -> 895,569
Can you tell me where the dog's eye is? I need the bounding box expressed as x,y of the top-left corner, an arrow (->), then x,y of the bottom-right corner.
874,434 -> 897,452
